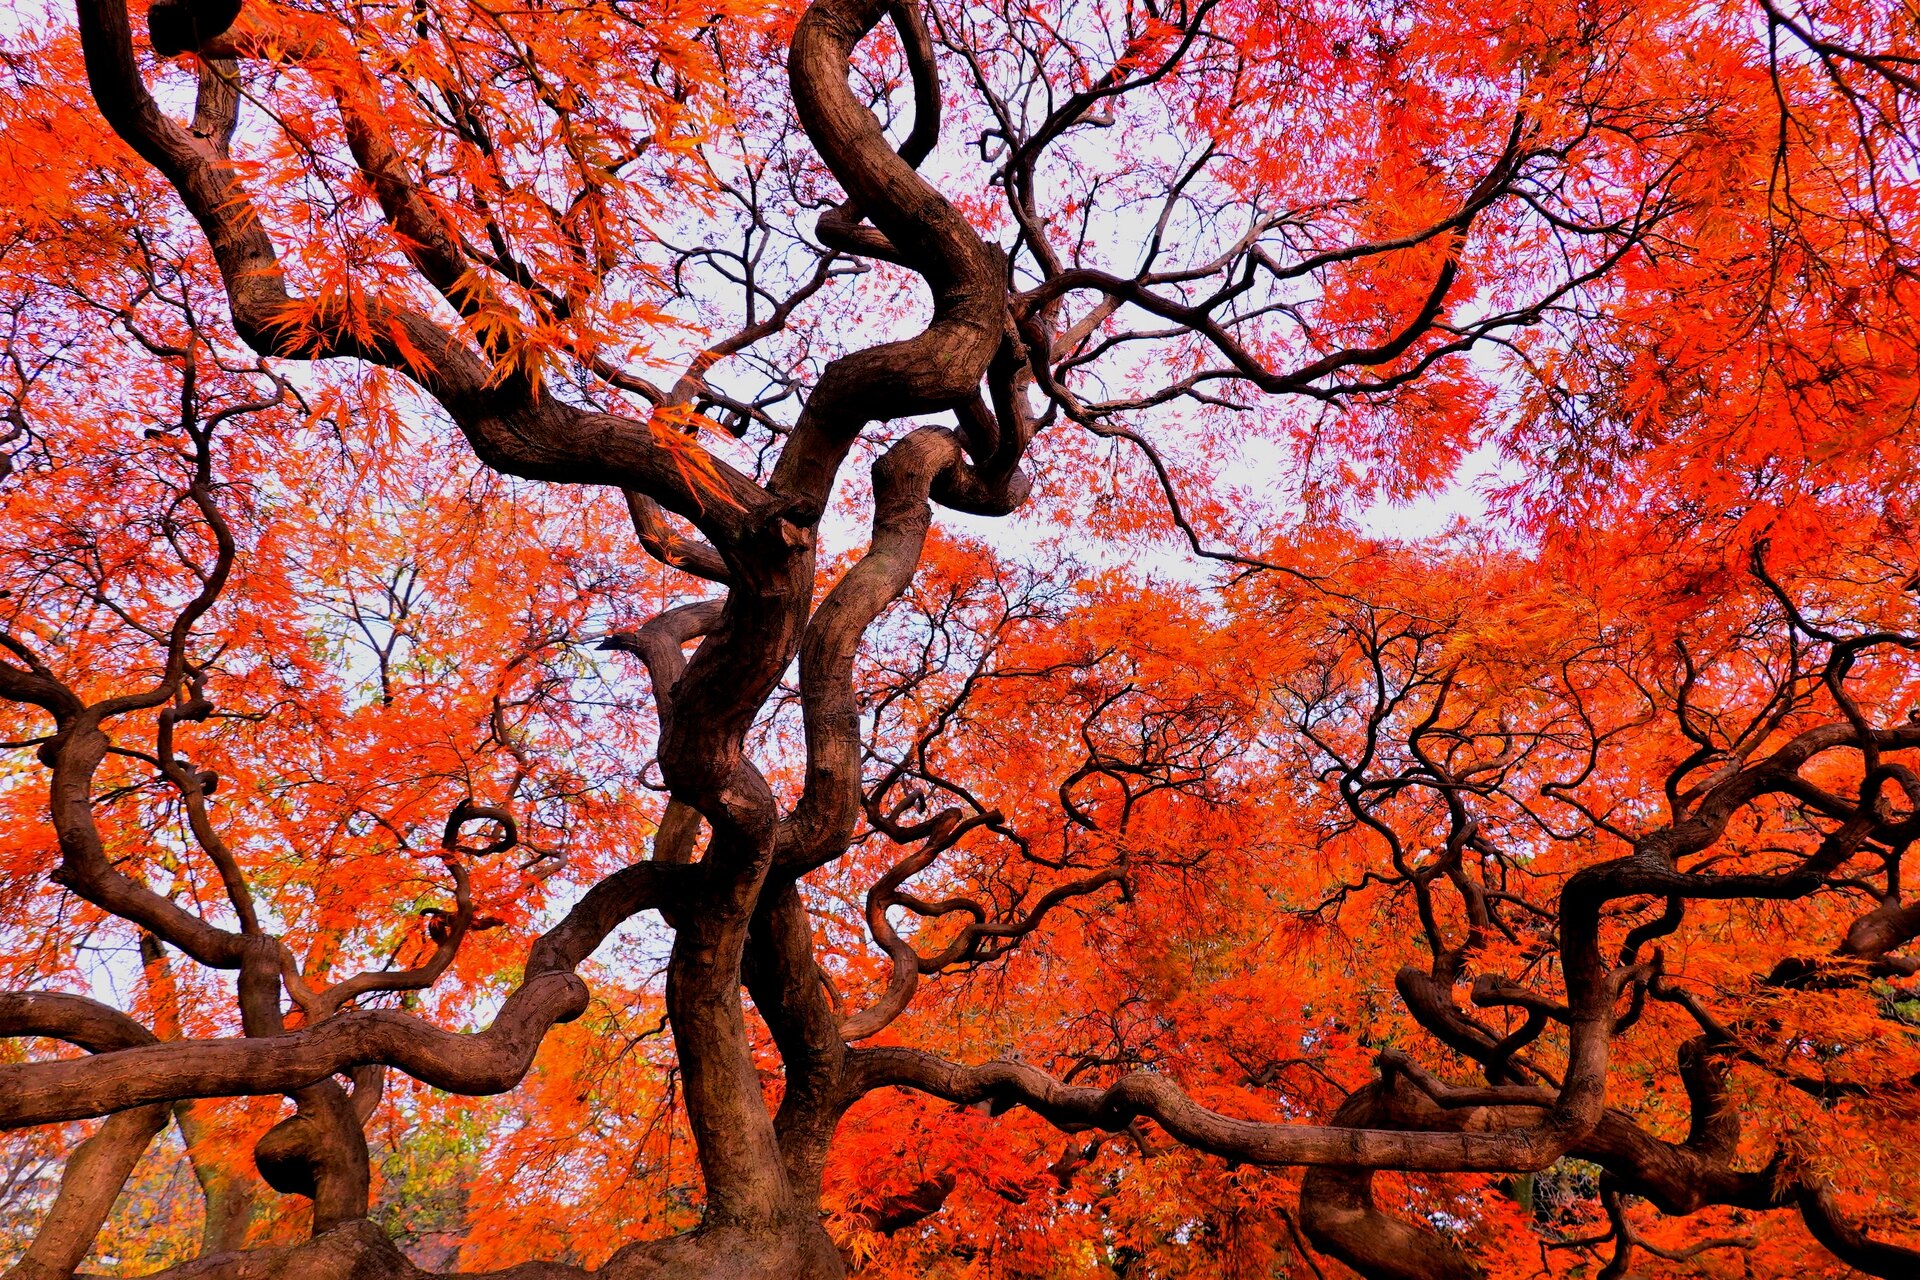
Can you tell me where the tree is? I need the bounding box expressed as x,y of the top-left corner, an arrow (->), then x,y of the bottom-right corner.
2,0 -> 1919,1274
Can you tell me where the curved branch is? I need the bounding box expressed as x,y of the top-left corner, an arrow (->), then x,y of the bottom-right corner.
773,0 -> 1014,520
779,426 -> 1026,874
75,0 -> 774,546
844,1048 -> 1581,1172
1,858 -> 688,1128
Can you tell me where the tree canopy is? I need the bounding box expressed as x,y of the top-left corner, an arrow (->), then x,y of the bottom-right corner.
2,0 -> 1920,1276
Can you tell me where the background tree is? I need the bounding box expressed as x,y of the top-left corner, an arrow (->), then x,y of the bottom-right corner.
1,0 -> 1919,1276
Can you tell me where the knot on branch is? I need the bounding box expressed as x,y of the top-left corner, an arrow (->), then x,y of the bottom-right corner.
170,758 -> 220,794
442,800 -> 517,857
148,0 -> 243,57
423,908 -> 503,943
252,1112 -> 321,1197
34,729 -> 67,769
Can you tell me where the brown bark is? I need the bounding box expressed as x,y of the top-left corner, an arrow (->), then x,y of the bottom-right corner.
8,0 -> 1912,1277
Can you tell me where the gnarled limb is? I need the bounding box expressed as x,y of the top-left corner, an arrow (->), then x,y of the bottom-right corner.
74,0 -> 775,546
0,855 -> 688,1128
842,1047 -> 1582,1172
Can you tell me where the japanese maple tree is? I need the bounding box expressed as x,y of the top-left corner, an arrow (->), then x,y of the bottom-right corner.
2,0 -> 1919,1275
